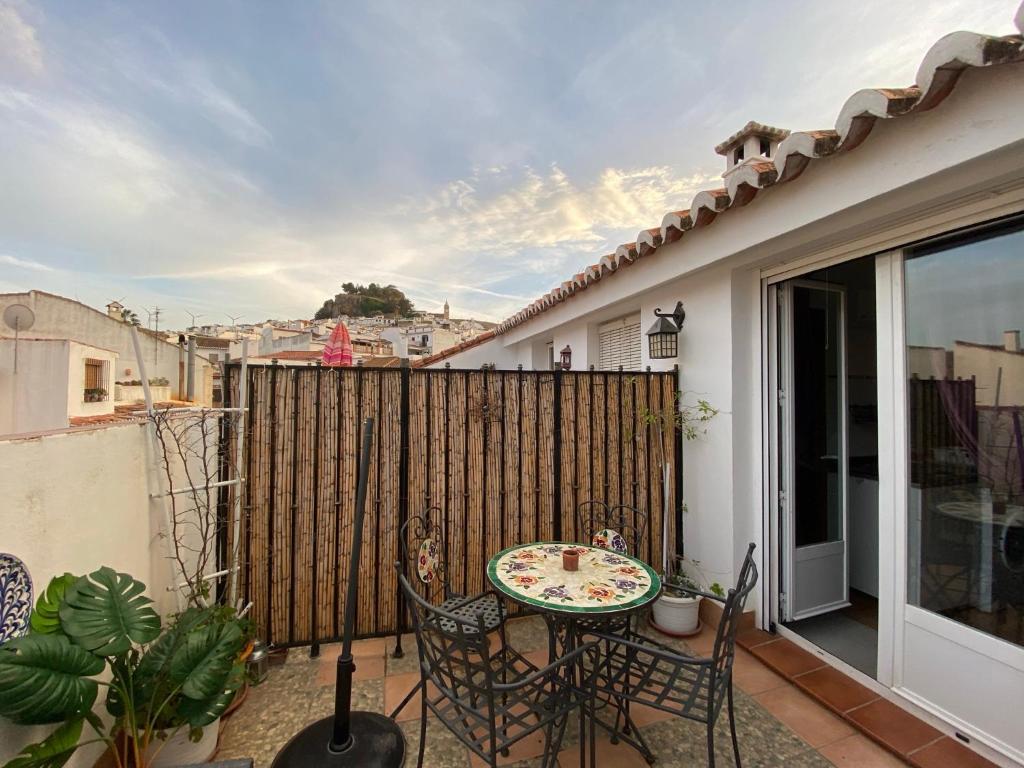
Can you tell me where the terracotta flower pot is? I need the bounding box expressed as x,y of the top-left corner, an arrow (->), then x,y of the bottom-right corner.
562,549 -> 579,571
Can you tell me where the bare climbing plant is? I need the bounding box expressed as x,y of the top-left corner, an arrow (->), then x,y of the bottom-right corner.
148,406 -> 246,607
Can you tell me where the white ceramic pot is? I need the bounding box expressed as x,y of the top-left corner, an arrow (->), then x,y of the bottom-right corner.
146,718 -> 220,767
651,592 -> 702,635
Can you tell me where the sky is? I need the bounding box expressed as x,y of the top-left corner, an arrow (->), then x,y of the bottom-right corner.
0,1 -> 1017,330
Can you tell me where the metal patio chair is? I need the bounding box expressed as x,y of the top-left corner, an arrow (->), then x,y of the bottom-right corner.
390,505 -> 510,719
585,543 -> 759,767
575,500 -> 649,558
398,570 -> 599,768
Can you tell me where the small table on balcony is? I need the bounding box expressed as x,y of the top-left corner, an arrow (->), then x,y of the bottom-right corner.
486,541 -> 662,764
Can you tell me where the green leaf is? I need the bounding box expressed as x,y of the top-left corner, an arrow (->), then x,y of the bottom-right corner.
176,663 -> 245,727
59,568 -> 161,656
109,608 -> 213,718
137,607 -> 210,682
3,717 -> 84,768
29,574 -> 79,636
169,622 -> 243,701
0,634 -> 103,725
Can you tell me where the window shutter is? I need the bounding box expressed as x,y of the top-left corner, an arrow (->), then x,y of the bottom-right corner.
597,314 -> 641,371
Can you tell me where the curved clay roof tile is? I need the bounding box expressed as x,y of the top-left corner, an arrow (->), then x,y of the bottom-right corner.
689,188 -> 731,227
773,130 -> 840,183
637,227 -> 663,257
660,209 -> 693,244
915,31 -> 1024,111
725,159 -> 779,207
834,87 -> 922,151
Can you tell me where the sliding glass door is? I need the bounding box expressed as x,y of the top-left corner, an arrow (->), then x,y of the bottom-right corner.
898,215 -> 1024,760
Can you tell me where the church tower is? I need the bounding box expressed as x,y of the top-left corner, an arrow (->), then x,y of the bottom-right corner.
443,299 -> 450,321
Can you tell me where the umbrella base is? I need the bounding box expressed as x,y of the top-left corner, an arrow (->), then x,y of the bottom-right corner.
270,712 -> 405,768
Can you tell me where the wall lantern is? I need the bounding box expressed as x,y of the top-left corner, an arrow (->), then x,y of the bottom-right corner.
646,301 -> 686,360
559,345 -> 572,370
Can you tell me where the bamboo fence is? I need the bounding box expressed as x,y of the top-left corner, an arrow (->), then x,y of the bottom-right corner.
224,364 -> 681,648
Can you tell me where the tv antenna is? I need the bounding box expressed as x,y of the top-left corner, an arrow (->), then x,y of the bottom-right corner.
226,313 -> 244,340
185,310 -> 204,329
3,304 -> 36,373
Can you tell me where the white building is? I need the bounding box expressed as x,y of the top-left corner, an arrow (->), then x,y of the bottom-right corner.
0,291 -> 214,435
0,338 -> 118,434
423,15 -> 1024,765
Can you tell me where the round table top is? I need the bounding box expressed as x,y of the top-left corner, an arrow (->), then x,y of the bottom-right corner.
486,541 -> 661,616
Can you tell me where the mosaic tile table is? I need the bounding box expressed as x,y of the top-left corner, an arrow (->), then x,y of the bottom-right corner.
486,541 -> 661,615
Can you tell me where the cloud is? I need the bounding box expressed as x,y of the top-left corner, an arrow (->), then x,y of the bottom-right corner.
404,163 -> 715,262
0,253 -> 53,271
0,2 -> 43,76
186,71 -> 272,147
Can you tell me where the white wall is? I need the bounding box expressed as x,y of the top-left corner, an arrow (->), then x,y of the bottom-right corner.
0,292 -> 212,405
0,423 -> 178,767
0,339 -> 71,434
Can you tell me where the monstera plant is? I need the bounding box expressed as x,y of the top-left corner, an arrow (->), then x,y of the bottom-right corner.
0,567 -> 251,768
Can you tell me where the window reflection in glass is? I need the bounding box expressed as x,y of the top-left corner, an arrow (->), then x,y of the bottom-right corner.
905,218 -> 1024,648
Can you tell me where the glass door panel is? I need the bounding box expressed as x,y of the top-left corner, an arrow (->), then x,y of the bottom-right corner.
780,280 -> 850,620
904,219 -> 1024,648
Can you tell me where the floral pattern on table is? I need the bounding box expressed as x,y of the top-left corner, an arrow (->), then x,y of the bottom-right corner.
592,528 -> 628,554
0,553 -> 33,644
417,539 -> 439,584
487,542 -> 660,614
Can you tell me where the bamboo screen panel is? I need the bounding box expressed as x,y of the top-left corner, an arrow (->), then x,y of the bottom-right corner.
225,365 -> 680,647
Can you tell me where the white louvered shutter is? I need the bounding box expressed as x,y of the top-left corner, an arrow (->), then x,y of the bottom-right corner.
597,314 -> 642,371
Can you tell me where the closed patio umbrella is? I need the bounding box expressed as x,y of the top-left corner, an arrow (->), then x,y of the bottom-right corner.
322,322 -> 354,366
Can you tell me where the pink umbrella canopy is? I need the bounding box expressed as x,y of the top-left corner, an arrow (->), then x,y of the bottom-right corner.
322,322 -> 354,366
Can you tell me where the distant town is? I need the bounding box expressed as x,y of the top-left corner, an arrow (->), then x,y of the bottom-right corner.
0,286 -> 495,434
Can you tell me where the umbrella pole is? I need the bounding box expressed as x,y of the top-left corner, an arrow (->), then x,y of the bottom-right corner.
330,416 -> 374,750
271,417 -> 405,767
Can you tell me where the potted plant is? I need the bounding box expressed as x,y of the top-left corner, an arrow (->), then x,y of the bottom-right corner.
650,558 -> 725,636
0,566 -> 252,768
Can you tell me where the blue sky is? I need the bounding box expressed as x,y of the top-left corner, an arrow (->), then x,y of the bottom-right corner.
0,0 -> 1016,329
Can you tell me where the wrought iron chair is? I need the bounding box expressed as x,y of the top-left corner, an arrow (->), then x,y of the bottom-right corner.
398,570 -> 599,768
586,543 -> 759,768
391,506 -> 509,719
575,500 -> 649,558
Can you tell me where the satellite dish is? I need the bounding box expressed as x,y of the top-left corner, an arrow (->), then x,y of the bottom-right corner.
3,304 -> 34,333
3,304 -> 35,373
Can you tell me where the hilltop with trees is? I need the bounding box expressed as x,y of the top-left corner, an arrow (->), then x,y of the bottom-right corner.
314,283 -> 415,320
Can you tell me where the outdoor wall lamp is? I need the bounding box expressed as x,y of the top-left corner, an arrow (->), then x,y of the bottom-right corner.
647,301 -> 685,360
559,345 -> 572,370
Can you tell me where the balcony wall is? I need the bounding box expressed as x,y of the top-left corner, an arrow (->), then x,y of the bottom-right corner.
0,422 -> 179,767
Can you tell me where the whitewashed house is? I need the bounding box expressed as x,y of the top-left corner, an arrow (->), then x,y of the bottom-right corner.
422,12 -> 1024,765
0,291 -> 215,434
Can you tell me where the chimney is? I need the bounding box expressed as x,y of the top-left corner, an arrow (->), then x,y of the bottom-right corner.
106,300 -> 124,320
1004,330 -> 1020,353
715,121 -> 790,175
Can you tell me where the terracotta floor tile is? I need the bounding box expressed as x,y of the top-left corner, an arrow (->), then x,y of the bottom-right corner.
468,727 -> 547,767
908,736 -> 998,768
731,648 -> 789,695
316,654 -> 386,685
754,685 -> 855,748
383,671 -> 442,723
735,627 -> 779,650
681,626 -> 717,656
818,734 -> 907,766
793,665 -> 879,713
846,699 -> 942,756
749,638 -> 828,677
316,636 -> 388,662
558,737 -> 646,768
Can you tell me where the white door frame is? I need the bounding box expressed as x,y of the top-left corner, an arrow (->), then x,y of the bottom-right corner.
761,251 -> 894,684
